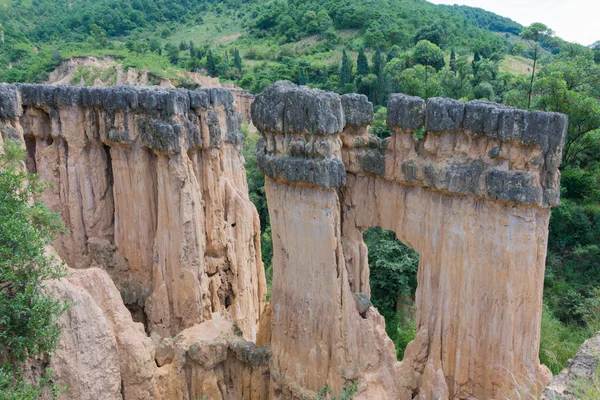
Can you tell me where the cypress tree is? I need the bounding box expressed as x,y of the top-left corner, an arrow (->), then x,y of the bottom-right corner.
472,50 -> 481,74
234,48 -> 243,74
450,49 -> 456,72
206,49 -> 217,77
372,48 -> 384,76
189,41 -> 195,58
340,49 -> 352,86
298,69 -> 308,85
357,48 -> 369,76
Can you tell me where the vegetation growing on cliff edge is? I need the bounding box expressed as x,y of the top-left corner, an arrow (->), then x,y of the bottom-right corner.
0,140 -> 69,399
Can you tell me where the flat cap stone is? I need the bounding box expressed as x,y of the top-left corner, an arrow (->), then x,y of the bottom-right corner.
426,97 -> 465,133
387,93 -> 426,130
0,84 -> 21,119
341,93 -> 374,127
251,80 -> 345,135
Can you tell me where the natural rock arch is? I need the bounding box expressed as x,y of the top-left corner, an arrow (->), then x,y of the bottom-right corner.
252,81 -> 567,399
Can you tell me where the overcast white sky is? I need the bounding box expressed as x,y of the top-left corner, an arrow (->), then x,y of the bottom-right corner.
429,0 -> 600,46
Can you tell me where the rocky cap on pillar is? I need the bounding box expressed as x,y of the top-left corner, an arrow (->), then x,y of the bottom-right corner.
252,81 -> 347,188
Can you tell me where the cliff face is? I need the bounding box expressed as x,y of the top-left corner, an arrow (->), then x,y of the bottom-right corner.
0,79 -> 569,399
0,83 -> 266,340
252,81 -> 567,399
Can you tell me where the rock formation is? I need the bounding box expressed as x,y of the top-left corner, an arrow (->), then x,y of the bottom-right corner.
544,332 -> 600,399
1,78 -> 569,399
1,82 -> 270,399
0,83 -> 266,341
252,81 -> 567,399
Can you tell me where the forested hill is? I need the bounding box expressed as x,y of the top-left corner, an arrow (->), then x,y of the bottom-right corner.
3,0 -> 521,43
0,0 -> 536,84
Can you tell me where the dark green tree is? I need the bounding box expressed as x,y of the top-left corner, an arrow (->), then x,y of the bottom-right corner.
472,50 -> 481,74
372,48 -> 384,75
234,48 -> 243,74
149,39 -> 161,55
340,49 -> 352,87
206,49 -> 217,77
189,41 -> 195,58
164,43 -> 180,64
450,49 -> 456,72
357,48 -> 369,76
89,24 -> 108,49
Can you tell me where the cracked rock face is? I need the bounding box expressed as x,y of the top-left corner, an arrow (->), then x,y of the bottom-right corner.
252,81 -> 567,400
1,83 -> 270,400
0,83 -> 266,339
2,80 -> 569,400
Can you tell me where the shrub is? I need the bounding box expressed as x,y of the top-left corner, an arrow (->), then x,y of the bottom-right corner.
0,140 -> 69,399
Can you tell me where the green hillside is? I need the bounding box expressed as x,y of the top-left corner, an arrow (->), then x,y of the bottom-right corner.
0,0 -> 529,84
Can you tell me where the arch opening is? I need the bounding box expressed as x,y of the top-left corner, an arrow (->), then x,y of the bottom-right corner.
363,226 -> 418,360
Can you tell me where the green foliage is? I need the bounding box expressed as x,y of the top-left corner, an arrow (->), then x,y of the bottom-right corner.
316,381 -> 359,400
363,227 -> 418,316
370,107 -> 392,139
539,304 -> 588,375
356,48 -> 369,77
340,50 -> 352,88
0,140 -> 69,399
363,227 -> 418,360
411,40 -> 445,71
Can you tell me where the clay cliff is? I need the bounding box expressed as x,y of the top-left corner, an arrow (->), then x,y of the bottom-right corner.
0,79 -> 570,399
0,82 -> 268,399
252,81 -> 567,399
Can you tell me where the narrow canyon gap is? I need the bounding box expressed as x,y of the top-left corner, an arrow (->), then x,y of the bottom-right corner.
252,81 -> 567,399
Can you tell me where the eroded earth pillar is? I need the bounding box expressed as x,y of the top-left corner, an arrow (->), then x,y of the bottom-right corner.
252,81 -> 567,399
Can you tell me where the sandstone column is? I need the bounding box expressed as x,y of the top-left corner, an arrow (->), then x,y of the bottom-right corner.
253,81 -> 568,399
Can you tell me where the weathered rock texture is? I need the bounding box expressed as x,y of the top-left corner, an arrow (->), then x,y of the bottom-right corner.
24,267 -> 270,400
252,81 -> 567,399
544,332 -> 600,399
0,83 -> 266,341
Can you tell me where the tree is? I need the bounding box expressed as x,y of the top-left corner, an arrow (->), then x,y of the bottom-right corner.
189,41 -> 196,58
520,22 -> 554,108
412,40 -> 445,71
372,48 -> 384,76
413,25 -> 444,47
234,48 -> 243,74
164,43 -> 180,64
449,49 -> 456,72
89,24 -> 107,49
0,140 -> 68,399
206,49 -> 217,77
472,50 -> 481,74
149,39 -> 161,55
592,41 -> 600,64
371,48 -> 386,104
357,48 -> 369,76
340,49 -> 352,88
410,40 -> 445,98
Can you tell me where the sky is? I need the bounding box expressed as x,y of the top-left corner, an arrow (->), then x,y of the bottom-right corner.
428,0 -> 600,46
